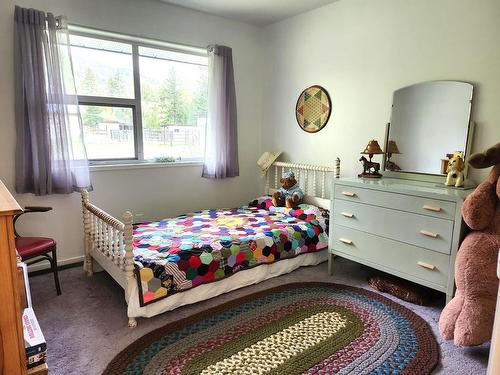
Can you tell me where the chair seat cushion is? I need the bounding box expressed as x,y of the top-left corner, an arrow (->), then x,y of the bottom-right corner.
16,237 -> 56,259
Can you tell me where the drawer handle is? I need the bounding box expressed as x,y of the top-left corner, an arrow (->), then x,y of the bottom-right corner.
420,230 -> 439,238
341,191 -> 356,197
423,205 -> 442,212
341,212 -> 355,218
339,238 -> 353,245
417,261 -> 436,270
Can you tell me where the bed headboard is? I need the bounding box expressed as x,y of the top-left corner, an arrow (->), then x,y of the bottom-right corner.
265,161 -> 338,210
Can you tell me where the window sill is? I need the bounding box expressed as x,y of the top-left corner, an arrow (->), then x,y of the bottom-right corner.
89,161 -> 204,172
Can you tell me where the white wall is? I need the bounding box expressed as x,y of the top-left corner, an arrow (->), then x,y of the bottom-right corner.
3,0 -> 500,269
0,0 -> 264,267
261,0 -> 500,182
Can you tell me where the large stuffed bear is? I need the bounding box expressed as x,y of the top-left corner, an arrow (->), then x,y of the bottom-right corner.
439,142 -> 500,346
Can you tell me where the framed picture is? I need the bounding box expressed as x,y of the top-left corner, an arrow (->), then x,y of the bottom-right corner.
295,85 -> 332,133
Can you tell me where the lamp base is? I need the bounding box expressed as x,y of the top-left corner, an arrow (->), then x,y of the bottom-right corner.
359,153 -> 383,179
358,172 -> 383,179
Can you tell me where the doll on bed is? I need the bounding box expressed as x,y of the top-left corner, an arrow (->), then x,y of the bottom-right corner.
272,171 -> 304,208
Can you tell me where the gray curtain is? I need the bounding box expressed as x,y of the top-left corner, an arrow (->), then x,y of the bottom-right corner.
14,6 -> 92,195
202,45 -> 239,179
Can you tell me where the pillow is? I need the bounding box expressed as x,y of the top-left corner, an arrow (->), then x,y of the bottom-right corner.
248,196 -> 273,210
248,196 -> 329,233
272,204 -> 329,233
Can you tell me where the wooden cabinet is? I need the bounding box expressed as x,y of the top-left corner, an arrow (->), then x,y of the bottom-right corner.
328,177 -> 472,303
0,180 -> 26,375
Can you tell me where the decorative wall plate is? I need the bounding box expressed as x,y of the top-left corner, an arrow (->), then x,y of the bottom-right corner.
296,85 -> 332,133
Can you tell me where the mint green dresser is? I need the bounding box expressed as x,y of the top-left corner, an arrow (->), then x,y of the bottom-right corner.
328,177 -> 474,303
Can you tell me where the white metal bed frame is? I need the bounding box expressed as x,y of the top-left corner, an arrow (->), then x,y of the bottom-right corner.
81,161 -> 337,327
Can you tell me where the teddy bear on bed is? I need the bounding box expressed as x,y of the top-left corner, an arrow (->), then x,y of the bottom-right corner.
439,142 -> 500,346
272,171 -> 304,208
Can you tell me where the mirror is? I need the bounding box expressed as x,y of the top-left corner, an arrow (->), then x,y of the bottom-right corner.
385,81 -> 473,176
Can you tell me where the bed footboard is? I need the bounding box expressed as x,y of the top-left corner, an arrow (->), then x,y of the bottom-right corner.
81,190 -> 136,327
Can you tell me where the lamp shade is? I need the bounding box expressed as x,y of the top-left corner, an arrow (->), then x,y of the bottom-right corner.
361,140 -> 384,155
387,140 -> 401,154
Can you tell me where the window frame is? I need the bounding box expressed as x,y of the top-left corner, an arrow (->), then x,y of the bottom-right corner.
69,26 -> 208,165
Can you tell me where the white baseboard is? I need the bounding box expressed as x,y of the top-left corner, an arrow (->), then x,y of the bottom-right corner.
27,255 -> 84,272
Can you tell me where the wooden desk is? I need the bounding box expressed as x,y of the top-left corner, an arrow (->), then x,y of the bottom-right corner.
0,180 -> 26,374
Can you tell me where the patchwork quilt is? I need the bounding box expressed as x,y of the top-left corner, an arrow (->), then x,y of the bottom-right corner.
133,197 -> 329,306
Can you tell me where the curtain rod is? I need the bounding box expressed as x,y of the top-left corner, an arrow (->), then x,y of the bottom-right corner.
39,14 -> 63,29
68,24 -> 207,56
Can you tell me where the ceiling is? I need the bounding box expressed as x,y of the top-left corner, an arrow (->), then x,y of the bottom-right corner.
160,0 -> 338,26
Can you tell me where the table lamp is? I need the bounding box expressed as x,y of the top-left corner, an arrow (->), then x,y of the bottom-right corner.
359,140 -> 384,178
386,140 -> 402,171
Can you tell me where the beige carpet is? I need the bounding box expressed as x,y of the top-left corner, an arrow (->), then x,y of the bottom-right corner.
29,257 -> 489,374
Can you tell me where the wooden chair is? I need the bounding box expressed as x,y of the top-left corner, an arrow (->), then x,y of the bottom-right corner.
14,207 -> 61,296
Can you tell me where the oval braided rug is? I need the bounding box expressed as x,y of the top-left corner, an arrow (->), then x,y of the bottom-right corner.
104,283 -> 439,374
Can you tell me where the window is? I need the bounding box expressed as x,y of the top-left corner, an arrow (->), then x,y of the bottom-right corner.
70,32 -> 208,163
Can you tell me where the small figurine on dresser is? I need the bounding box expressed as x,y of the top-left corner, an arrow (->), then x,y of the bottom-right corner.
440,153 -> 453,175
272,171 -> 304,208
445,151 -> 465,187
358,140 -> 385,178
385,140 -> 402,171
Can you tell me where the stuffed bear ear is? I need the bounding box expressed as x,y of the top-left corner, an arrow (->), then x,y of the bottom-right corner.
280,178 -> 285,184
468,142 -> 500,169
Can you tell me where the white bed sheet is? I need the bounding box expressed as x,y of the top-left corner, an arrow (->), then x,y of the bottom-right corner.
127,250 -> 328,318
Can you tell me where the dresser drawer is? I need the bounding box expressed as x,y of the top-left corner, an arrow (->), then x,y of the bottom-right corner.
333,199 -> 453,254
331,225 -> 450,288
334,184 -> 456,220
